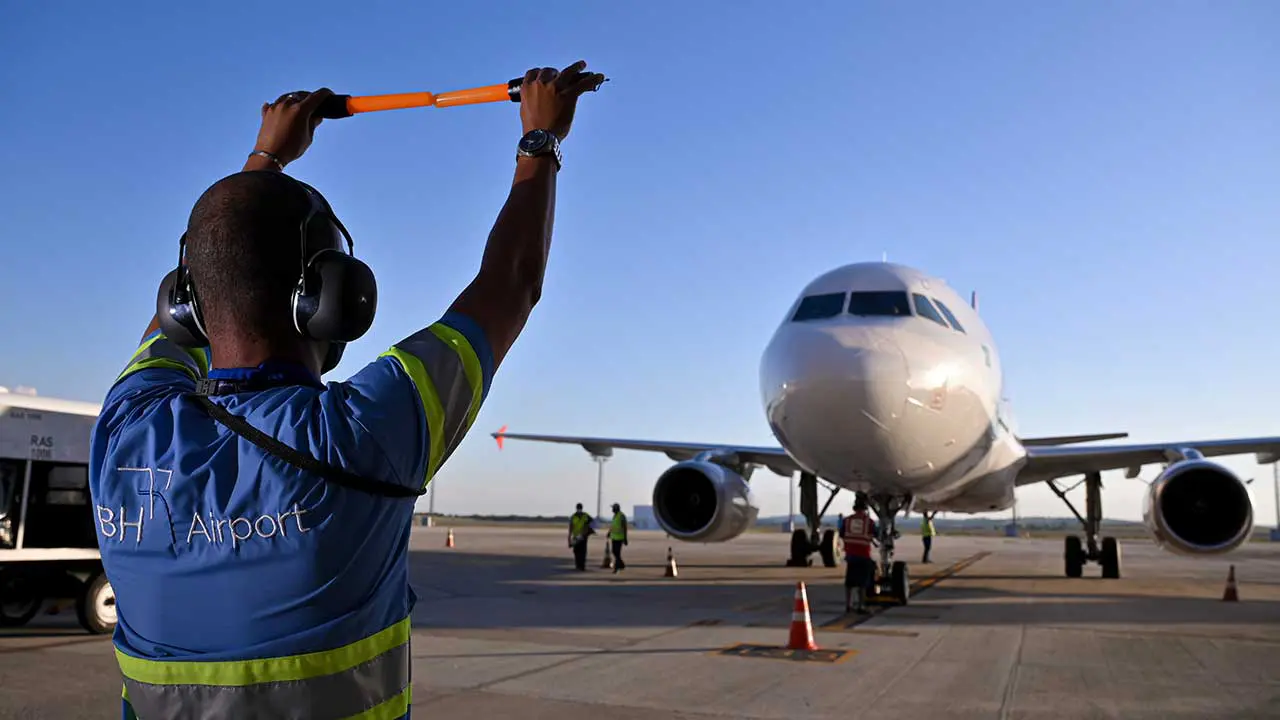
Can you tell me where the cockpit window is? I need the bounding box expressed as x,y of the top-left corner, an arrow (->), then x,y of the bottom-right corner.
791,292 -> 846,321
933,299 -> 965,333
912,293 -> 949,327
847,291 -> 911,317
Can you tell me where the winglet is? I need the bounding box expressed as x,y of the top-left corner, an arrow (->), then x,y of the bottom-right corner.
492,425 -> 507,451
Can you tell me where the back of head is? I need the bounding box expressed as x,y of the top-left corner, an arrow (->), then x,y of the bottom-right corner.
185,171 -> 314,343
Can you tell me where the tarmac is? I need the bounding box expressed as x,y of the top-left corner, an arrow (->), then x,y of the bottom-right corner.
1,525 -> 1278,719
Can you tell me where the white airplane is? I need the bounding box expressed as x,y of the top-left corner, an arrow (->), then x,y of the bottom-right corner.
494,262 -> 1265,604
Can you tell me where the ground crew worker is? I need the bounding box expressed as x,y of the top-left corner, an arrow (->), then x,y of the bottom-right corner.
608,502 -> 628,572
841,495 -> 878,614
87,62 -> 604,720
568,502 -> 595,571
921,511 -> 937,563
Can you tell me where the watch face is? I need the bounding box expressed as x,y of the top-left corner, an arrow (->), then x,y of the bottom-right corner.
520,130 -> 548,152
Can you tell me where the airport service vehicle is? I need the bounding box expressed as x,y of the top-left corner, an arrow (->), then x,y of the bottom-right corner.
494,262 -> 1263,604
0,389 -> 115,633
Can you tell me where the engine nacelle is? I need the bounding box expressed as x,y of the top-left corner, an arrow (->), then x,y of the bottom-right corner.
652,460 -> 759,543
1143,459 -> 1254,555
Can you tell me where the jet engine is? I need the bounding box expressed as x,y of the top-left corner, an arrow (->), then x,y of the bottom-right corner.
652,460 -> 759,542
1143,459 -> 1254,555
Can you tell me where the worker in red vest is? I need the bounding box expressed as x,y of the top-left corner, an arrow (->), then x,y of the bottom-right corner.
841,494 -> 879,614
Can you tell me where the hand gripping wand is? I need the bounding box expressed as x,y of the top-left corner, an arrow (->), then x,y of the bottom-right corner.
314,69 -> 608,120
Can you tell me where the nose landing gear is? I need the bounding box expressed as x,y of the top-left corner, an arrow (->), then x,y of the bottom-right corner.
868,493 -> 911,606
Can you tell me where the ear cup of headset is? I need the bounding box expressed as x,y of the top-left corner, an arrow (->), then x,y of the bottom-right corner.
156,268 -> 209,347
293,249 -> 378,343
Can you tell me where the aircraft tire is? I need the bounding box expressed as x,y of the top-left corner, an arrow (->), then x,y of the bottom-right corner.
819,529 -> 838,568
890,561 -> 910,605
0,569 -> 43,627
787,529 -> 812,567
1100,537 -> 1121,579
1064,536 -> 1085,578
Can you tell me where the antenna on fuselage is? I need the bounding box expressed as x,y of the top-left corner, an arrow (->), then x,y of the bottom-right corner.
971,290 -> 979,311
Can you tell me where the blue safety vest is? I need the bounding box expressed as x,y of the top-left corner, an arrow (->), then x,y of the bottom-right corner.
89,312 -> 493,720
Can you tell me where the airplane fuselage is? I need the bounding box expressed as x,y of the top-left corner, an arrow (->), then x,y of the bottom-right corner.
759,262 -> 1027,512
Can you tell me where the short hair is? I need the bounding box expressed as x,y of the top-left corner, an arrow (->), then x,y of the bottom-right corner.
575,503 -> 583,510
185,171 -> 314,341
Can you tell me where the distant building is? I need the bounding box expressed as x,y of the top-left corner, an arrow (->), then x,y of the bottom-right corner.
632,505 -> 658,530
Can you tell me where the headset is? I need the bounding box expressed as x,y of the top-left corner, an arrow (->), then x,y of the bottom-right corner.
156,175 -> 377,374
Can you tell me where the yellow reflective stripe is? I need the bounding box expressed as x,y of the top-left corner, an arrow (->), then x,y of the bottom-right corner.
344,685 -> 411,720
115,616 -> 410,687
380,348 -> 446,488
426,323 -> 484,431
185,346 -> 211,376
117,357 -> 199,382
122,682 -> 128,700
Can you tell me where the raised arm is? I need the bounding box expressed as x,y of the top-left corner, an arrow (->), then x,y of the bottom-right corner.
447,61 -> 605,369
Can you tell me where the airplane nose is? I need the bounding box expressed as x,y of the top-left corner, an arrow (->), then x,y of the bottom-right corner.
762,325 -> 910,472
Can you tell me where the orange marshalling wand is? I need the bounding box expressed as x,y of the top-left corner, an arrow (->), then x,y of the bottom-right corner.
317,73 -> 608,120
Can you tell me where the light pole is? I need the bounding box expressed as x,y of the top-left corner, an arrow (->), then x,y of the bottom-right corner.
592,454 -> 609,524
427,476 -> 437,527
787,474 -> 796,533
1272,463 -> 1280,542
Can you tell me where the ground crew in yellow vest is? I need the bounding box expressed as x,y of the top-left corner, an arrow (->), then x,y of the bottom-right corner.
608,502 -> 628,573
568,503 -> 595,571
921,511 -> 937,563
87,62 -> 604,720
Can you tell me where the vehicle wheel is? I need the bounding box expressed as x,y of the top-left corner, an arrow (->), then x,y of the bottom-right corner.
787,529 -> 812,567
819,529 -> 838,568
1064,535 -> 1085,578
77,573 -> 116,635
1100,537 -> 1121,579
0,570 -> 43,627
890,561 -> 910,605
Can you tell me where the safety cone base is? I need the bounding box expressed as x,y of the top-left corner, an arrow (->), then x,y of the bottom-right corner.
716,643 -> 854,664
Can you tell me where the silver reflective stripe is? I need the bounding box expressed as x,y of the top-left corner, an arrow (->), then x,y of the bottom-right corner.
396,327 -> 478,463
123,640 -> 409,720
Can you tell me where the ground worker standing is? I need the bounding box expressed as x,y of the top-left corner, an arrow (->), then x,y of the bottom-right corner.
841,494 -> 878,614
87,62 -> 603,720
568,502 -> 595,571
608,502 -> 628,572
921,511 -> 937,563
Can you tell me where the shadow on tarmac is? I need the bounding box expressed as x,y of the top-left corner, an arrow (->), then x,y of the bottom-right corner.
405,547 -> 1280,632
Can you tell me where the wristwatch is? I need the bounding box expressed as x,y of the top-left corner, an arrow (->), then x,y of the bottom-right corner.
517,129 -> 562,169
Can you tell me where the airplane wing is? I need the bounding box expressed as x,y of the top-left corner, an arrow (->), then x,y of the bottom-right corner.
491,427 -> 803,477
1019,435 -> 1280,485
1018,432 -> 1129,447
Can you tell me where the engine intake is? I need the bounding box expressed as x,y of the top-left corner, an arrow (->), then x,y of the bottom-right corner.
652,460 -> 759,542
1144,459 -> 1254,555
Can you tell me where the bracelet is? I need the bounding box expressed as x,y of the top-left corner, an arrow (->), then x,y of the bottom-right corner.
249,149 -> 284,170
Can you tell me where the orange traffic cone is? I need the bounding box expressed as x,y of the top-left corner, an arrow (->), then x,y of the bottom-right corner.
664,547 -> 678,577
601,543 -> 614,569
786,581 -> 818,651
1222,565 -> 1239,602
445,528 -> 455,548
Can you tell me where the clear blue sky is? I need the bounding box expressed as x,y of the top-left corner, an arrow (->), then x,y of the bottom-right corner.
2,2 -> 1278,523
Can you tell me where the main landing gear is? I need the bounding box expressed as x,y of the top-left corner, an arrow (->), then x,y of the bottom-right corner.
1047,471 -> 1121,579
787,473 -> 840,569
784,473 -> 911,605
